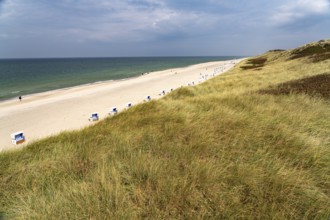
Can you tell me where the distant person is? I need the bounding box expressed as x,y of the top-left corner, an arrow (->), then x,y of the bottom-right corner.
19,96 -> 22,101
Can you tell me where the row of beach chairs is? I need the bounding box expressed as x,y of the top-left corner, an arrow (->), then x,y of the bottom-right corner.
88,93 -> 156,121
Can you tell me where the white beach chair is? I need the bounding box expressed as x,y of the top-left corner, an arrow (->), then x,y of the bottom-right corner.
89,112 -> 99,121
11,131 -> 25,145
145,95 -> 151,102
109,107 -> 118,115
126,103 -> 132,108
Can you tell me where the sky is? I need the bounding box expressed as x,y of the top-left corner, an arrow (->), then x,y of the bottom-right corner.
0,0 -> 329,58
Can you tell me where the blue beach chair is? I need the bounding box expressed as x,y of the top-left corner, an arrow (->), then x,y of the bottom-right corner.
89,112 -> 99,121
11,131 -> 25,145
109,107 -> 118,115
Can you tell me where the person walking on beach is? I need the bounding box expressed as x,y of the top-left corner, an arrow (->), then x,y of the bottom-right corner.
19,96 -> 22,101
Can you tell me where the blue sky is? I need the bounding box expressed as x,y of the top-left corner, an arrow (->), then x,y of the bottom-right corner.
0,0 -> 329,58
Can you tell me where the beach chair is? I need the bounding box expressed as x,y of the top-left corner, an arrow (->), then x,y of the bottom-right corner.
159,90 -> 165,96
109,107 -> 118,115
89,112 -> 99,121
126,103 -> 132,108
145,95 -> 151,101
11,131 -> 25,145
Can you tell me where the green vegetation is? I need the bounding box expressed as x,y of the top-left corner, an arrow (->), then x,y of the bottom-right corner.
1,40 -> 330,219
259,73 -> 330,99
289,40 -> 330,62
240,57 -> 267,70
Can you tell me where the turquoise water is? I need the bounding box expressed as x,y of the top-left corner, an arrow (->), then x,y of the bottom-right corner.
0,57 -> 241,101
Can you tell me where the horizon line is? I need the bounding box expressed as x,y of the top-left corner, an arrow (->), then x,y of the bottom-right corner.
0,55 -> 249,60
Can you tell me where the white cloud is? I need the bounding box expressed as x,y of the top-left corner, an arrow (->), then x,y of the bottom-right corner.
39,0 -> 222,43
2,0 -> 329,58
271,0 -> 330,25
0,0 -> 241,44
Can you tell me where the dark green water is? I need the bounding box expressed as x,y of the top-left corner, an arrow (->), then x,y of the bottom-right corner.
0,56 -> 241,101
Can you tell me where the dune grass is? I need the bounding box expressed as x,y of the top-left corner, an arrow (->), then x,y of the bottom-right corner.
0,42 -> 329,219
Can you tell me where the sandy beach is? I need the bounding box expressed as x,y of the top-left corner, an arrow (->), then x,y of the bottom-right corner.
0,58 -> 244,151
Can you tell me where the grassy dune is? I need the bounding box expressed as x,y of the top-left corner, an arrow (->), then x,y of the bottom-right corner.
0,40 -> 329,219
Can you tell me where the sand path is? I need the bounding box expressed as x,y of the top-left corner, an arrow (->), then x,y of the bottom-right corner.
0,58 -> 244,151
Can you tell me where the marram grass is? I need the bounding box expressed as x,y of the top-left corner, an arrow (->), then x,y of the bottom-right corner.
0,41 -> 329,219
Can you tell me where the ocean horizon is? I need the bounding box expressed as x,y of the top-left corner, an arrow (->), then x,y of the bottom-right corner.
0,56 -> 242,101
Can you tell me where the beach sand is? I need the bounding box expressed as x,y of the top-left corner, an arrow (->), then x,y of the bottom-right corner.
0,58 -> 244,151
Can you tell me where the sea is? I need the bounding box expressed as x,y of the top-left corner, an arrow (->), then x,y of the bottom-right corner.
0,56 -> 241,101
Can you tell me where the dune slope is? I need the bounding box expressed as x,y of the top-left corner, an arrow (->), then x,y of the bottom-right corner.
0,40 -> 329,219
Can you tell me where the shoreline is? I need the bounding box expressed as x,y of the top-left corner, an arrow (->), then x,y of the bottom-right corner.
1,57 -> 244,102
0,60 -> 231,104
0,58 -> 245,152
